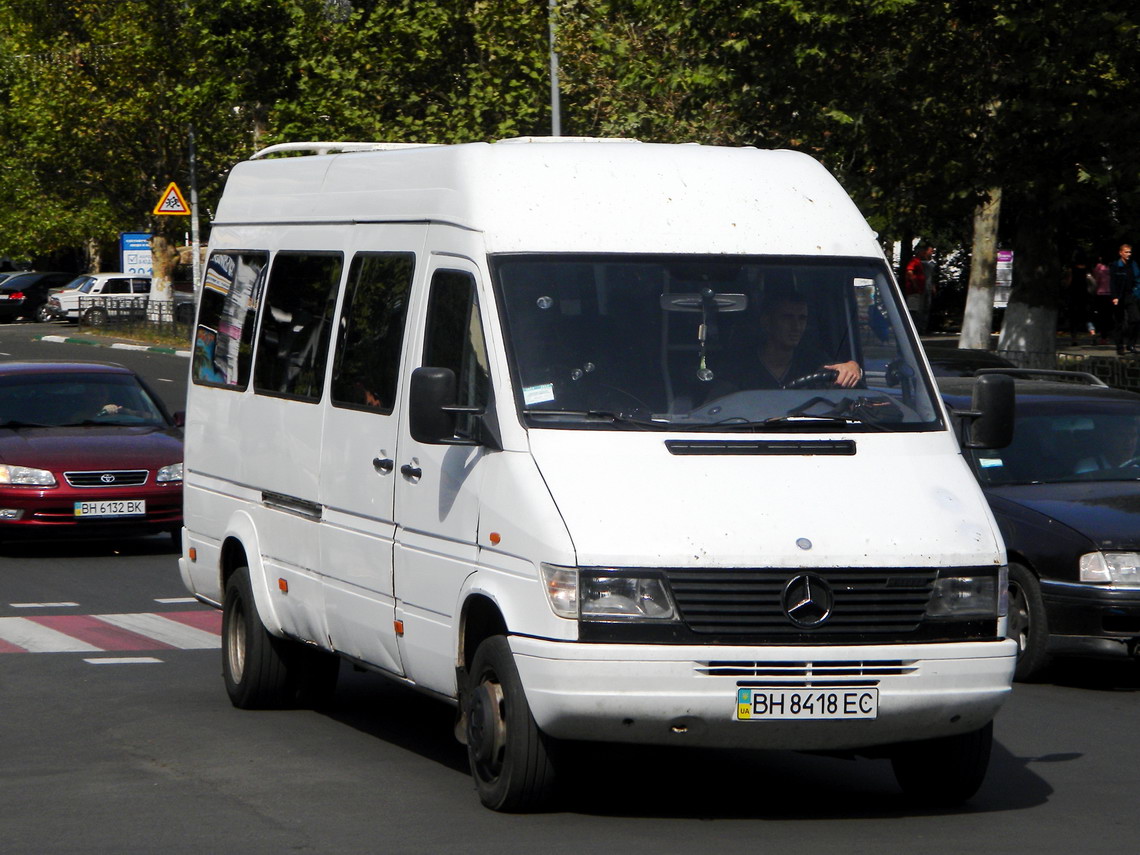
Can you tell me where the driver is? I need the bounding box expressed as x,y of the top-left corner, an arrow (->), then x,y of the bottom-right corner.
737,291 -> 862,389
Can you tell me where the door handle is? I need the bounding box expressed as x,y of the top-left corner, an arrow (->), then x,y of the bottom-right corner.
400,463 -> 422,480
372,457 -> 394,474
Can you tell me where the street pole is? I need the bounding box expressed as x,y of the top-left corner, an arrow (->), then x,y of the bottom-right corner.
548,0 -> 561,136
188,124 -> 202,290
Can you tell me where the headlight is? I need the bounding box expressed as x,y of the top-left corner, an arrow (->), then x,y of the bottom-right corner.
925,569 -> 1003,619
539,564 -> 678,621
156,462 -> 183,483
0,464 -> 56,487
1079,552 -> 1140,586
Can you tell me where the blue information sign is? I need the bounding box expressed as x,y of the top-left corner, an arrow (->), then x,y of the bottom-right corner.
120,233 -> 153,276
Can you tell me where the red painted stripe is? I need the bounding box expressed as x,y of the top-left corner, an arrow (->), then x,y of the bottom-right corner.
0,637 -> 26,653
162,610 -> 222,634
28,614 -> 177,651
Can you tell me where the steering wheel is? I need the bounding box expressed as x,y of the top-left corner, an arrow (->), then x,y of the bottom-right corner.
785,369 -> 839,389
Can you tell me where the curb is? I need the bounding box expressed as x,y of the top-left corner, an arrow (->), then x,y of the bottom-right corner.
36,334 -> 191,358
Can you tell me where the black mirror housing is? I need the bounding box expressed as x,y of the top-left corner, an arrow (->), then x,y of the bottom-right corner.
409,367 -> 460,444
966,373 -> 1015,449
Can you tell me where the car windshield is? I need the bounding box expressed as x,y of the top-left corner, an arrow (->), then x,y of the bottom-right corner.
0,372 -> 168,428
67,275 -> 95,292
969,402 -> 1140,484
78,277 -> 99,293
492,254 -> 941,432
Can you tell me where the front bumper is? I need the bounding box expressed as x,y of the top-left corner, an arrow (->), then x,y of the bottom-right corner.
1042,579 -> 1140,656
509,636 -> 1016,751
0,485 -> 182,538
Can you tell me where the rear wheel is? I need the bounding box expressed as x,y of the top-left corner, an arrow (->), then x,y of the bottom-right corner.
82,306 -> 109,326
222,568 -> 294,709
1007,562 -> 1051,681
465,635 -> 557,811
34,303 -> 54,323
891,721 -> 993,806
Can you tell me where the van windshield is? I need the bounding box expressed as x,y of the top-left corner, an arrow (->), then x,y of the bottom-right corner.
492,254 -> 941,432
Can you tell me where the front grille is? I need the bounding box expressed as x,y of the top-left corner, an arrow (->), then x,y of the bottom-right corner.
64,469 -> 149,488
665,568 -> 936,636
696,659 -> 919,684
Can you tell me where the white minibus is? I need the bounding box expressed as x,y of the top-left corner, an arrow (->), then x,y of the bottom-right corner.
180,138 -> 1016,811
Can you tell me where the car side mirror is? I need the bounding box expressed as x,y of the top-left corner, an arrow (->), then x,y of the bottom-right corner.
964,373 -> 1014,449
172,410 -> 186,428
408,367 -> 500,449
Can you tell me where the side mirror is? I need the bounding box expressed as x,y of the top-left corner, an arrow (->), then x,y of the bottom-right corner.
172,410 -> 186,428
965,373 -> 1015,449
409,367 -> 460,444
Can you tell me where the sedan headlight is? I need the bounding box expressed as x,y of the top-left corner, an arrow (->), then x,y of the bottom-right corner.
156,462 -> 183,483
539,564 -> 677,621
0,464 -> 56,487
1079,552 -> 1140,586
925,568 -> 1005,619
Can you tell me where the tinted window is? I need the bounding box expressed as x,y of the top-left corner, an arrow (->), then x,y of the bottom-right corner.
423,270 -> 490,438
253,252 -> 343,402
330,253 -> 414,414
194,251 -> 268,389
103,280 -> 130,295
0,372 -> 167,428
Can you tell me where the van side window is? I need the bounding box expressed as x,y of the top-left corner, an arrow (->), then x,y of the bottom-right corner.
253,252 -> 343,402
330,253 -> 414,414
423,270 -> 490,437
194,251 -> 268,389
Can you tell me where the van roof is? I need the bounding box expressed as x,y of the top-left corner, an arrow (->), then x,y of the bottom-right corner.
213,138 -> 883,257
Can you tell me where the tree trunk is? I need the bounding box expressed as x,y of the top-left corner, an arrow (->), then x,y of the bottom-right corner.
958,187 -> 1002,350
997,202 -> 1060,367
84,237 -> 102,273
149,235 -> 177,303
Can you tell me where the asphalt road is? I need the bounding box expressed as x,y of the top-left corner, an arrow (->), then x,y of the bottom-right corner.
0,322 -> 1138,854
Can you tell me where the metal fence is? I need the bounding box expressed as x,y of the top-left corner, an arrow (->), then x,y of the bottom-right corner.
75,297 -> 194,344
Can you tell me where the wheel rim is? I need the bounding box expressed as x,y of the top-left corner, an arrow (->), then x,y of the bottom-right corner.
467,676 -> 506,780
1007,581 -> 1030,654
226,599 -> 247,683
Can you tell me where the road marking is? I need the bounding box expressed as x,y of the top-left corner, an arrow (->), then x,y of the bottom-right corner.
0,617 -> 103,653
0,610 -> 221,654
155,597 -> 197,604
84,657 -> 164,665
94,612 -> 221,649
9,602 -> 80,608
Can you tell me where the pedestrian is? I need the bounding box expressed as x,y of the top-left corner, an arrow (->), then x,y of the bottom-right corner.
904,242 -> 935,334
1092,253 -> 1113,344
1064,250 -> 1095,345
1109,243 -> 1140,355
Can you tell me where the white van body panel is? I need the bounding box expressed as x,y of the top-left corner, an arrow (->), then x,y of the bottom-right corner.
213,141 -> 881,258
527,430 -> 1001,569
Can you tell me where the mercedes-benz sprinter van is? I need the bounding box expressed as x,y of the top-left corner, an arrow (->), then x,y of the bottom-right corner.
180,138 -> 1016,811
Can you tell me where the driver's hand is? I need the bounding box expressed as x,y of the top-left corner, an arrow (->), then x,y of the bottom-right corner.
826,360 -> 862,388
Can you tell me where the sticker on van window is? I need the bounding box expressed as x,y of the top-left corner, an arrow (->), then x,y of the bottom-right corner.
978,458 -> 1004,468
523,383 -> 556,405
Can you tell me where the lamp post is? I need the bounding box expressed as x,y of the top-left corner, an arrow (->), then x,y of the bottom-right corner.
548,0 -> 561,136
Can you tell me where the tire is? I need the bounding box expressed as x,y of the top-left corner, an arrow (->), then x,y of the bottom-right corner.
221,568 -> 294,709
1007,562 -> 1051,681
34,303 -> 54,323
83,306 -> 109,326
465,635 -> 557,811
891,721 -> 993,806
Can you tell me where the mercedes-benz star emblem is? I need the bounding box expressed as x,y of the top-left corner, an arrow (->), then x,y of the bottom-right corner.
782,574 -> 834,628
101,473 -> 116,484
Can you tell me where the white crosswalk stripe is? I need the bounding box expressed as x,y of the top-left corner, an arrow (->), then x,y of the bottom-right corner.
93,613 -> 221,649
0,617 -> 103,653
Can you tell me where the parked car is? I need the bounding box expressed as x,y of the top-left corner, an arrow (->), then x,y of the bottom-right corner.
940,369 -> 1140,680
924,346 -> 1016,377
45,273 -> 153,325
0,271 -> 76,323
0,361 -> 183,545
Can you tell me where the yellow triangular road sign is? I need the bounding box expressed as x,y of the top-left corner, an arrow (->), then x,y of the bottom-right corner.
153,182 -> 190,215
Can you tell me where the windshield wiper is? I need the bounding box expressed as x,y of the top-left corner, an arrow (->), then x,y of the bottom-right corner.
523,408 -> 667,429
0,420 -> 52,429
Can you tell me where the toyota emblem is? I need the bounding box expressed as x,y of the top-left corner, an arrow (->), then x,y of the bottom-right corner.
101,473 -> 116,484
781,574 -> 834,628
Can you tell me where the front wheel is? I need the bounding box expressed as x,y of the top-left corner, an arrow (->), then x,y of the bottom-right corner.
1007,562 -> 1051,681
465,635 -> 557,811
891,721 -> 993,806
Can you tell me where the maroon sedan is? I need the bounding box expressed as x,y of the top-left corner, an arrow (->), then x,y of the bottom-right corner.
0,361 -> 183,544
